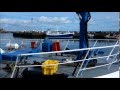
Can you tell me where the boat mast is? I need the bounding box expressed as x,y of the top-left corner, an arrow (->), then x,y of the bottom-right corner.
72,12 -> 91,76
77,12 -> 91,49
56,25 -> 59,34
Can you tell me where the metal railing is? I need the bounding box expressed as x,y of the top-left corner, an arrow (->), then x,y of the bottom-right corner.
8,39 -> 119,78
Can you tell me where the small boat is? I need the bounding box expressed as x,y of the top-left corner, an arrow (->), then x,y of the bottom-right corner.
46,26 -> 74,39
46,31 -> 74,39
0,40 -> 41,61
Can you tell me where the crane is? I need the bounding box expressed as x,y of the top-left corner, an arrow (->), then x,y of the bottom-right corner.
72,12 -> 92,76
76,12 -> 91,50
74,12 -> 91,60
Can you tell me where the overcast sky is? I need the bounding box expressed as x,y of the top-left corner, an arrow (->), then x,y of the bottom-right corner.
0,12 -> 119,31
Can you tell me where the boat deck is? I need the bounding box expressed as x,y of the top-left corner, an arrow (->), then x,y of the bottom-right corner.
0,54 -> 119,78
0,39 -> 119,78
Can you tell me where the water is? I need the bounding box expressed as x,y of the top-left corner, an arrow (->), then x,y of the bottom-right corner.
0,33 -> 118,54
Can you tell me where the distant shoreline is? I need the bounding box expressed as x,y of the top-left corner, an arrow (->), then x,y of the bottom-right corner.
0,29 -> 119,39
12,31 -> 119,39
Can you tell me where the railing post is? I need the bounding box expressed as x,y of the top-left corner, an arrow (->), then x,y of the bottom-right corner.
106,41 -> 118,62
11,55 -> 19,78
64,40 -> 70,50
75,40 -> 98,77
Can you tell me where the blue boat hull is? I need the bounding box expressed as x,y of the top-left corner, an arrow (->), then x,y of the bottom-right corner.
47,34 -> 73,39
1,47 -> 41,61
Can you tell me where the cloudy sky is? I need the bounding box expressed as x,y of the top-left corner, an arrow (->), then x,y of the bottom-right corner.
0,12 -> 119,31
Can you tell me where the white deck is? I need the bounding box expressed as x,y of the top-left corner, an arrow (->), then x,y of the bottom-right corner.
94,71 -> 119,78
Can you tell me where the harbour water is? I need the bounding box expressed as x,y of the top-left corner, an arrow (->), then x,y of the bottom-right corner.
0,33 -> 118,54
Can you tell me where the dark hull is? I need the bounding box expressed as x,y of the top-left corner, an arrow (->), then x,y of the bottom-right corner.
47,34 -> 73,39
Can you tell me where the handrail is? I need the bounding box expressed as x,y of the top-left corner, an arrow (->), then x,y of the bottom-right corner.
1,38 -> 118,78
76,40 -> 119,77
75,40 -> 98,77
10,52 -> 119,78
18,44 -> 119,56
12,53 -> 119,68
16,53 -> 119,67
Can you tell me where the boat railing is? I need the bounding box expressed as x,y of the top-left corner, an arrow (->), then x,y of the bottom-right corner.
10,39 -> 119,78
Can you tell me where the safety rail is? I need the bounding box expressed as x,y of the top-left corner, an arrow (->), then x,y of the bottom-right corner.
0,38 -> 119,78
10,39 -> 119,78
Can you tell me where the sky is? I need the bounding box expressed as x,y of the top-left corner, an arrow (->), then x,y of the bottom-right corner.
0,12 -> 119,32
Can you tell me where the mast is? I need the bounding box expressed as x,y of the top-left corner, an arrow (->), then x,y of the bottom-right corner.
72,12 -> 91,76
77,12 -> 91,49
56,25 -> 59,34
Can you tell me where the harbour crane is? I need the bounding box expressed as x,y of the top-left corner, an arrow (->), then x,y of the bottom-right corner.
72,12 -> 97,76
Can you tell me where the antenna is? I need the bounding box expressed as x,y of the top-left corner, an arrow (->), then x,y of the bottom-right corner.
118,12 -> 120,32
31,17 -> 34,23
56,25 -> 59,32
